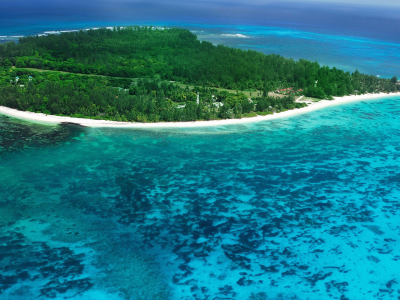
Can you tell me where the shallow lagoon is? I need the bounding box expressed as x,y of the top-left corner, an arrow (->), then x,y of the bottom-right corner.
1,96 -> 400,299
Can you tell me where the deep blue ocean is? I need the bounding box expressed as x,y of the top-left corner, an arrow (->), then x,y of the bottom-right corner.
1,0 -> 400,78
1,1 -> 400,299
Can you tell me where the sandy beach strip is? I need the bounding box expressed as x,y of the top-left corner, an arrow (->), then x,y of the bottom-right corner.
0,92 -> 399,128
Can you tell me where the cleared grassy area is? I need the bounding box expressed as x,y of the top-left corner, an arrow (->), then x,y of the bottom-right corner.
20,67 -> 122,78
19,67 -> 262,96
268,92 -> 291,99
172,82 -> 260,97
19,68 -> 306,100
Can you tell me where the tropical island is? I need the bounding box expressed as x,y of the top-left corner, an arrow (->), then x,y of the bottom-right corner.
0,26 -> 399,124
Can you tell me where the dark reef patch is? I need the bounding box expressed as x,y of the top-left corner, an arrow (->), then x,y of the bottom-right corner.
0,231 -> 92,298
0,115 -> 86,152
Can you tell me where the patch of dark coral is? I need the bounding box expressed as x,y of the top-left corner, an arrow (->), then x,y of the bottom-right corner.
0,115 -> 86,153
0,231 -> 92,297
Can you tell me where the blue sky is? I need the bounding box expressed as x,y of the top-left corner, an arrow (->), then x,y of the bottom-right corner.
1,0 -> 399,7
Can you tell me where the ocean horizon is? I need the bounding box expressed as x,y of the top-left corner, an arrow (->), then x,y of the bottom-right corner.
1,1 -> 400,299
1,1 -> 400,78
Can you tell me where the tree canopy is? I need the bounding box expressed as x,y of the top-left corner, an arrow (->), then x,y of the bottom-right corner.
1,26 -> 398,96
0,26 -> 398,123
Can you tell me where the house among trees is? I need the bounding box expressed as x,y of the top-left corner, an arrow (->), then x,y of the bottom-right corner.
275,87 -> 303,94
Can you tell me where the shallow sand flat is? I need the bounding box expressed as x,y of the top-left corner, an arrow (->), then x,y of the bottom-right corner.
0,92 -> 399,128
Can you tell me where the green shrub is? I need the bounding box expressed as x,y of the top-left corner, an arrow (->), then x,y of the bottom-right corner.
258,111 -> 273,116
326,95 -> 334,100
242,112 -> 258,118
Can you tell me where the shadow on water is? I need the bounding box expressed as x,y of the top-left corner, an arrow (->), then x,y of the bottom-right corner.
0,115 -> 87,153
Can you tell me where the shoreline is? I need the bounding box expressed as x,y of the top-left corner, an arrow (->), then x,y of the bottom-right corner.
1,92 -> 399,128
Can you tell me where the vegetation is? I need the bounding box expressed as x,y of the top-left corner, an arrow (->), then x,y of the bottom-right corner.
0,26 -> 398,122
0,67 -> 304,122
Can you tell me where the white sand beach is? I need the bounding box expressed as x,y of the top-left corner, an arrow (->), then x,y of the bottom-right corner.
1,92 -> 399,128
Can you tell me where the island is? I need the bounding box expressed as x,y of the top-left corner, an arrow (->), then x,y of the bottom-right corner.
0,26 -> 399,125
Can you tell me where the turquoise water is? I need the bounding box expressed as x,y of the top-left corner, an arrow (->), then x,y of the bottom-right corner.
2,22 -> 400,78
1,97 -> 400,299
1,2 -> 400,78
2,2 -> 400,299
196,25 -> 400,78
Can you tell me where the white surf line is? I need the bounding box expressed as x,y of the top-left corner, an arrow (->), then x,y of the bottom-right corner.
0,92 -> 399,128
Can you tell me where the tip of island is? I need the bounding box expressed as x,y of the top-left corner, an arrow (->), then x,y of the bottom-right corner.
0,26 -> 399,127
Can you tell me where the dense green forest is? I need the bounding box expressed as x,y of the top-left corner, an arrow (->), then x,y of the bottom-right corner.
0,67 -> 304,122
0,26 -> 398,122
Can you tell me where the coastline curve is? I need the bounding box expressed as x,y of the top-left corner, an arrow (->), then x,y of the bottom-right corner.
1,92 -> 399,128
